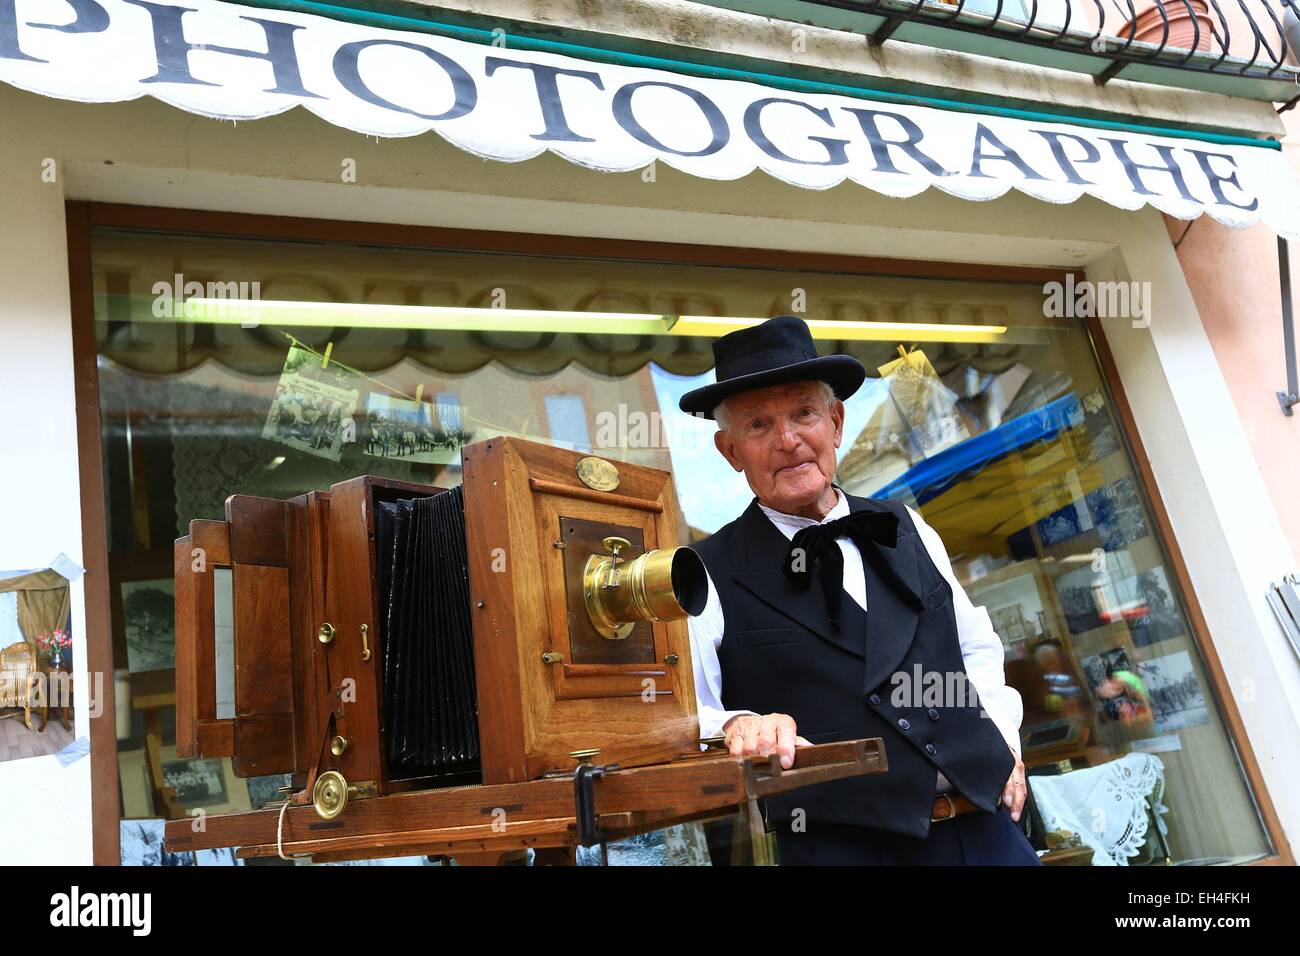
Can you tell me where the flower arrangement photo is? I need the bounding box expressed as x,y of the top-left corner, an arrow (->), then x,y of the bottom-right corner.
36,628 -> 72,670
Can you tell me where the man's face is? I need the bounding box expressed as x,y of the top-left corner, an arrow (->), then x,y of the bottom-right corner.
714,381 -> 845,516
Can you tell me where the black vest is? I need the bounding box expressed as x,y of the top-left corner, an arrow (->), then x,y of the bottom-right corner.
692,493 -> 1014,838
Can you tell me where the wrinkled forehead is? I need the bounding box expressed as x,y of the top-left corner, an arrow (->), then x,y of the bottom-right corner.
725,380 -> 829,417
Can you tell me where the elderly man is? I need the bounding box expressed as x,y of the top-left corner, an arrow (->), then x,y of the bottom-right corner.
680,315 -> 1040,866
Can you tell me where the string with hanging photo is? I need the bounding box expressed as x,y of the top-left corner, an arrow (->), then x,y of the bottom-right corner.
270,332 -> 546,462
261,334 -> 364,463
877,343 -> 970,459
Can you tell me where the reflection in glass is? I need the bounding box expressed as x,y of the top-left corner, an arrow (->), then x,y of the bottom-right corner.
94,230 -> 1271,866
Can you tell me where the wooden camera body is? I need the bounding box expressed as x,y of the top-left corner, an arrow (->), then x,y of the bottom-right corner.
165,437 -> 883,863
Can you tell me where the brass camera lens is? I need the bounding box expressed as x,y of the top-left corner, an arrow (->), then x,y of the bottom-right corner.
583,544 -> 707,639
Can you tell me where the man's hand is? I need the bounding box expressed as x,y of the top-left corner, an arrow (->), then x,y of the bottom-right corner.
1002,753 -> 1027,822
723,713 -> 811,769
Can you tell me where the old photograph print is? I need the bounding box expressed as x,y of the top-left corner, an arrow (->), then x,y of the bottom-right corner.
262,346 -> 360,463
122,579 -> 175,674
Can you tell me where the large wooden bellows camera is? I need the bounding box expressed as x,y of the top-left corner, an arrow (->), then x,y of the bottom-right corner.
163,437 -> 883,864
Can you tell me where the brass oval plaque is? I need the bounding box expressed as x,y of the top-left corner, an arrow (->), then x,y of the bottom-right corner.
576,456 -> 620,492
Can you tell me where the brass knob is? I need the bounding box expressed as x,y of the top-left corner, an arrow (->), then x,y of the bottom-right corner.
602,536 -> 632,570
317,622 -> 336,645
312,770 -> 350,819
570,749 -> 601,765
542,651 -> 565,664
330,735 -> 349,756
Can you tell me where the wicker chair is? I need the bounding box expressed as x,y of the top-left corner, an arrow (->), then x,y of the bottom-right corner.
0,642 -> 41,730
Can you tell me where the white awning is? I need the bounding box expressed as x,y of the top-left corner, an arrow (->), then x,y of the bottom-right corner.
5,0 -> 1300,238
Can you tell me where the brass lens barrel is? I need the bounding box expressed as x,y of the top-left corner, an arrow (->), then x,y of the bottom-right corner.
583,545 -> 707,639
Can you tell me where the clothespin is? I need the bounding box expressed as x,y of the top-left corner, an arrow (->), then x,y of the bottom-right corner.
415,384 -> 424,404
897,344 -> 908,360
321,342 -> 334,369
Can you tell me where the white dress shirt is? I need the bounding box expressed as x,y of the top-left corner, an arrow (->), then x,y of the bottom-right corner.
688,486 -> 1023,793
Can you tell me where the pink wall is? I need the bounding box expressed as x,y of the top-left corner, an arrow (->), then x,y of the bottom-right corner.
1163,127 -> 1300,561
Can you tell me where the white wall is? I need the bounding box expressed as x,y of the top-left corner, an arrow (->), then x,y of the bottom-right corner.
0,80 -> 1296,862
0,138 -> 94,864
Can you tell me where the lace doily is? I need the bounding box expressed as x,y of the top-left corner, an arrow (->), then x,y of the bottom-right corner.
1029,752 -> 1169,866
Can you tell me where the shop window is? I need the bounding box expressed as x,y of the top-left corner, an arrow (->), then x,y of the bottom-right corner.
90,228 -> 1272,866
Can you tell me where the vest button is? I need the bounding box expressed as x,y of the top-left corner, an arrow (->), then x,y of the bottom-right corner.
897,718 -> 910,731
869,694 -> 881,706
928,708 -> 940,720
925,743 -> 937,756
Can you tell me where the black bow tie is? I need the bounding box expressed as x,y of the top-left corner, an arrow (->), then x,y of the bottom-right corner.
782,508 -> 920,629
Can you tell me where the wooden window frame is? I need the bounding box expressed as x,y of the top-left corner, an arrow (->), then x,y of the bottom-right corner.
65,200 -> 1292,865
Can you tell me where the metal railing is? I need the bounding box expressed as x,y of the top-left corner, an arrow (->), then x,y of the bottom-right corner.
785,0 -> 1300,97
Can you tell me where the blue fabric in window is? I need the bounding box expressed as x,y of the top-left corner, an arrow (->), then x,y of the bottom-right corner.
876,392 -> 1082,506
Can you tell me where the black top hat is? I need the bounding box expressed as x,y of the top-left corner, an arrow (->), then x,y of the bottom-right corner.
678,315 -> 866,419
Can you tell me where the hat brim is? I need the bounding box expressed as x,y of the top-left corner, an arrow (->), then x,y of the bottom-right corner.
678,355 -> 867,419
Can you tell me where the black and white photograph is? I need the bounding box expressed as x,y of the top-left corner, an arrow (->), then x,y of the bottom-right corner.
1078,388 -> 1121,464
1139,651 -> 1210,734
966,563 -> 1055,653
120,819 -> 197,867
120,819 -> 242,866
121,579 -> 175,674
1086,477 -> 1150,553
196,846 -> 242,867
989,603 -> 1033,647
1080,646 -> 1151,726
364,393 -> 474,465
246,773 -> 293,811
1036,501 -> 1090,547
1120,567 -> 1187,648
162,757 -> 228,809
1081,646 -> 1132,692
1056,584 -> 1103,635
1032,470 -> 1094,547
262,346 -> 360,463
1051,565 -> 1122,636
